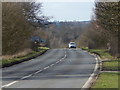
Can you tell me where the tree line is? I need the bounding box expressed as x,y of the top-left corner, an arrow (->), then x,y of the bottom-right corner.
44,21 -> 90,48
2,2 -> 48,55
2,1 -> 119,58
95,1 -> 119,57
79,1 -> 119,58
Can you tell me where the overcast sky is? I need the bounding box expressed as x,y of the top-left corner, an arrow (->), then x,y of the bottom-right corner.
41,2 -> 95,21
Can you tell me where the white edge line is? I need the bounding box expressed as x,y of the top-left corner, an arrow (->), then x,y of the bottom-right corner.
82,54 -> 99,89
2,81 -> 18,88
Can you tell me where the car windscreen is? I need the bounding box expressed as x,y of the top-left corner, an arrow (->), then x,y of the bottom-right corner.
70,43 -> 75,45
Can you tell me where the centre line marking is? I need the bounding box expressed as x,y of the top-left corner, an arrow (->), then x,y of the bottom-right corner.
50,64 -> 54,67
35,70 -> 42,74
2,50 -> 67,88
21,74 -> 33,80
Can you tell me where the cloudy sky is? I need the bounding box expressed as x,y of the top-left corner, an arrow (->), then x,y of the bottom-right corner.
40,1 -> 95,21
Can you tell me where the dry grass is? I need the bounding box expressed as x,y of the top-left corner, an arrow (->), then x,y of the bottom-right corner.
1,47 -> 49,67
1,49 -> 32,60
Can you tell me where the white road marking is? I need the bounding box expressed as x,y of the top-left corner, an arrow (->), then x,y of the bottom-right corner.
44,67 -> 48,70
65,54 -> 67,57
21,74 -> 33,80
95,58 -> 98,60
59,59 -> 62,61
82,54 -> 99,88
2,81 -> 18,88
56,62 -> 59,64
50,64 -> 54,67
47,66 -> 50,68
34,70 -> 43,75
2,50 -> 67,88
65,51 -> 66,54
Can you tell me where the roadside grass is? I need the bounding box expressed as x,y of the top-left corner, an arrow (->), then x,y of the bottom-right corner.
82,47 -> 113,60
92,72 -> 119,88
103,60 -> 120,71
1,47 -> 49,67
82,47 -> 120,89
38,47 -> 49,50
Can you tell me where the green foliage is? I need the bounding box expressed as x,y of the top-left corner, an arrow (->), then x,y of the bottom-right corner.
103,61 -> 119,71
38,47 -> 50,50
92,72 -> 119,88
82,48 -> 113,59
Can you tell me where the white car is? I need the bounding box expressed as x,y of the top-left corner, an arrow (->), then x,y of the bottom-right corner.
69,42 -> 76,48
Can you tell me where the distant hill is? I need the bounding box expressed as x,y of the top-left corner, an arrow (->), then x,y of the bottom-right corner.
50,21 -> 91,29
45,21 -> 92,48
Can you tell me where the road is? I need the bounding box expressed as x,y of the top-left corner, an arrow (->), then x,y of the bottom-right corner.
1,48 -> 96,89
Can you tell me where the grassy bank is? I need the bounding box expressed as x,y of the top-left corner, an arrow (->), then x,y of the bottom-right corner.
103,60 -> 120,71
1,47 -> 49,68
82,47 -> 113,60
82,47 -> 120,89
92,72 -> 119,88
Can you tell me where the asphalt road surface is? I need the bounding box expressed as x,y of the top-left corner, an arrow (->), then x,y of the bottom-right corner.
1,48 -> 96,88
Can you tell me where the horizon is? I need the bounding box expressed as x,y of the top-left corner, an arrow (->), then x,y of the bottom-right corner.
48,20 -> 91,22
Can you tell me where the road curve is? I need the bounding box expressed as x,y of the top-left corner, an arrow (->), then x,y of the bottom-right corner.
2,48 -> 96,88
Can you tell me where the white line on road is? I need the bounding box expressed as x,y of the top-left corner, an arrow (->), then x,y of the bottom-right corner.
65,54 -> 67,57
95,58 -> 98,60
50,64 -> 54,67
82,54 -> 99,89
21,74 -> 33,80
59,59 -> 62,61
56,61 -> 59,64
44,66 -> 49,70
34,70 -> 43,75
2,49 -> 67,88
2,81 -> 18,88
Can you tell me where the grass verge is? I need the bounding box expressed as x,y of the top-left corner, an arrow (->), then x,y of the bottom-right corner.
82,47 -> 120,89
92,72 -> 119,88
82,47 -> 113,60
1,47 -> 49,68
103,60 -> 120,71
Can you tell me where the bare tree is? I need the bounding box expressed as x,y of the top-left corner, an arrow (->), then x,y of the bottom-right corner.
2,2 -> 45,55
